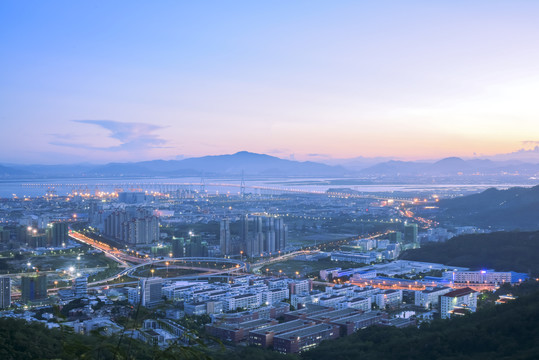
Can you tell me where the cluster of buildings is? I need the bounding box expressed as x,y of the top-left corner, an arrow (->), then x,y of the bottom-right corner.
103,207 -> 160,245
0,273 -> 90,308
0,261 -> 530,354
329,225 -> 422,265
202,280 -> 414,353
220,215 -> 288,257
119,274 -> 417,353
0,221 -> 69,249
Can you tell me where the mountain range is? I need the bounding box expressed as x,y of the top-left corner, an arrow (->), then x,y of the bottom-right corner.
0,151 -> 346,178
1,151 -> 538,178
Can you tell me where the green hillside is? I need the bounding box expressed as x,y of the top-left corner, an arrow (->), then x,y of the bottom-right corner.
436,185 -> 539,230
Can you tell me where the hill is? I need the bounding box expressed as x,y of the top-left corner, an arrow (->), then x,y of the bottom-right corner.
436,185 -> 539,230
0,164 -> 31,177
0,317 -> 155,360
359,157 -> 539,177
400,231 -> 539,275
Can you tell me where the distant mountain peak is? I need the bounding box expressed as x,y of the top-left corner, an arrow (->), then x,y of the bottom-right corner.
436,157 -> 465,163
230,151 -> 271,158
233,150 -> 256,156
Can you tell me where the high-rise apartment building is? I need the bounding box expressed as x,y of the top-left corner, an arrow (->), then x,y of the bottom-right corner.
140,277 -> 163,307
240,214 -> 249,253
275,218 -> 287,251
265,217 -> 276,253
220,219 -> 231,256
21,274 -> 47,303
104,208 -> 159,245
0,277 -> 11,309
47,221 -> 68,247
404,223 -> 418,243
170,237 -> 185,257
73,276 -> 88,298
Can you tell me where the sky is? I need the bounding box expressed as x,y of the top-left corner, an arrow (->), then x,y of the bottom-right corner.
1,1 -> 539,164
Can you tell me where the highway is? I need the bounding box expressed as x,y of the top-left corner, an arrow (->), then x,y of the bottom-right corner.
68,231 -> 143,266
67,231 -> 247,287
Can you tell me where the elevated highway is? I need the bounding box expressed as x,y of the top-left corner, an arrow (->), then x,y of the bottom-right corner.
88,257 -> 246,286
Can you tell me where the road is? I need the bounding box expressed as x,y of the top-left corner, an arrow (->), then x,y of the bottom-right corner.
69,231 -> 142,266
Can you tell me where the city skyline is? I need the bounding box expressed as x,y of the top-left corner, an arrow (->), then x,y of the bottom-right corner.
2,1 -> 539,164
1,2 -> 539,358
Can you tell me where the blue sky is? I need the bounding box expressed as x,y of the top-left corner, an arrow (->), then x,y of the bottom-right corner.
1,1 -> 539,164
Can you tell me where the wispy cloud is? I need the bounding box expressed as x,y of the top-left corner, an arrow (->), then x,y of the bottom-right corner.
522,140 -> 539,147
266,148 -> 291,155
306,153 -> 331,158
50,120 -> 169,152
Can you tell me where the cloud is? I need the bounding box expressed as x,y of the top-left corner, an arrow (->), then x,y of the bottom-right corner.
481,144 -> 539,162
306,153 -> 331,158
50,120 -> 169,152
522,140 -> 539,147
266,148 -> 292,155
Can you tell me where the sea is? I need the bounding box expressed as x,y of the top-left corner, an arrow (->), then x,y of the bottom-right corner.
1,177 -> 536,199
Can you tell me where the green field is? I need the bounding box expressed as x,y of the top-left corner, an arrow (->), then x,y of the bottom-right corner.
262,258 -> 367,278
0,250 -> 118,274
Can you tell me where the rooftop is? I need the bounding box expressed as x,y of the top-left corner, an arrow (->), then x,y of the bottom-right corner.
274,324 -> 333,340
443,287 -> 477,298
308,308 -> 359,321
285,304 -> 329,316
331,311 -> 383,325
250,319 -> 311,335
422,286 -> 451,294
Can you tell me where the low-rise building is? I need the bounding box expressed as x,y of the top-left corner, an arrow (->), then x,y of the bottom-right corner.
440,287 -> 478,319
319,294 -> 347,308
330,311 -> 385,336
184,300 -> 222,316
262,288 -> 289,306
319,268 -> 342,281
225,293 -> 262,311
289,279 -> 312,295
307,308 -> 360,324
205,318 -> 277,343
273,324 -> 339,353
375,289 -> 402,309
338,296 -> 371,311
446,270 -> 512,285
248,319 -> 315,348
284,304 -> 331,322
414,286 -> 452,309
